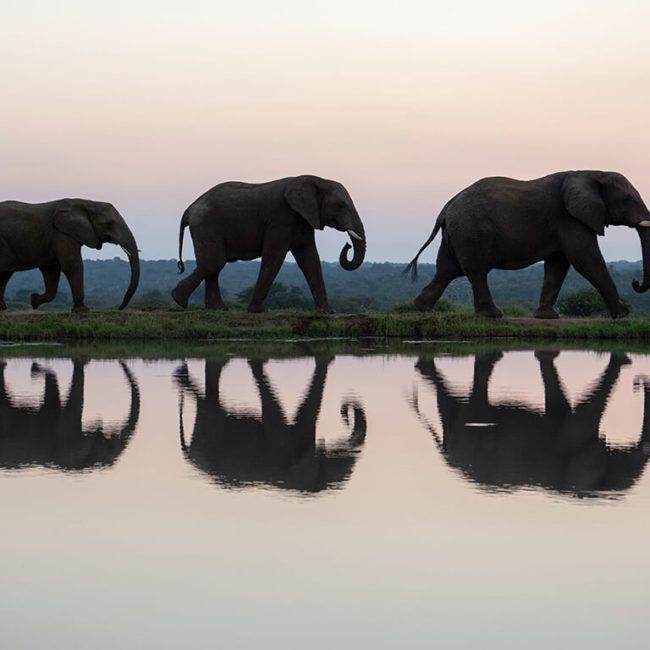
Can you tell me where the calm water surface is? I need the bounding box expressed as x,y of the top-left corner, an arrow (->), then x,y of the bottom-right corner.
0,342 -> 649,649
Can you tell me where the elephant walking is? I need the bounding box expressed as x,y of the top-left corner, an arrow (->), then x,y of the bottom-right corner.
406,171 -> 650,318
0,198 -> 140,311
0,359 -> 140,471
173,355 -> 367,493
410,351 -> 650,497
171,175 -> 366,312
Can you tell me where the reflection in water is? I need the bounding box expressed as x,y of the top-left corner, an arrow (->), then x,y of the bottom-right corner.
174,355 -> 366,493
411,351 -> 650,497
0,359 -> 140,471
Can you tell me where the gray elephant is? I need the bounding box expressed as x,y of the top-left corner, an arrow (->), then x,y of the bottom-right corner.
173,355 -> 367,493
0,359 -> 140,471
171,175 -> 366,312
406,171 -> 650,318
0,198 -> 140,312
410,351 -> 650,497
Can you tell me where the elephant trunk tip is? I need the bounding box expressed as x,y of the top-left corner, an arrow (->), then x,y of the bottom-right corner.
632,279 -> 650,293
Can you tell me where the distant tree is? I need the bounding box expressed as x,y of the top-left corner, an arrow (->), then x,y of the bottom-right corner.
558,289 -> 608,317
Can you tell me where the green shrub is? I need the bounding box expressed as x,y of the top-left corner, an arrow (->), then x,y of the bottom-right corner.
558,289 -> 608,317
501,303 -> 531,317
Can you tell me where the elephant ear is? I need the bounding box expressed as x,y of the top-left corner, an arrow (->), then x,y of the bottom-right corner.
284,177 -> 322,230
54,201 -> 99,248
562,173 -> 607,236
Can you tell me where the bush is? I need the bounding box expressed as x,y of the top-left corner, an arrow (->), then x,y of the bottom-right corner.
236,282 -> 312,310
501,303 -> 531,317
558,288 -> 608,317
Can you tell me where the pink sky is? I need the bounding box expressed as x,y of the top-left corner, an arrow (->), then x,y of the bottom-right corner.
2,0 -> 650,262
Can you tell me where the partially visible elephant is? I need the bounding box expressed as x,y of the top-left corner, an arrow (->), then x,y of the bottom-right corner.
0,198 -> 140,311
409,351 -> 650,497
406,171 -> 650,318
173,355 -> 367,493
171,175 -> 366,313
0,359 -> 140,471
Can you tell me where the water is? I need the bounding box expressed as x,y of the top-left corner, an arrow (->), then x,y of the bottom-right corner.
1,342 -> 648,649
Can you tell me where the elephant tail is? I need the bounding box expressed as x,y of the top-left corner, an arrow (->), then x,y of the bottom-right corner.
177,209 -> 190,274
403,219 -> 442,282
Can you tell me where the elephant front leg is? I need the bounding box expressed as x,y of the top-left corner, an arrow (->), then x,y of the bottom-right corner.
565,240 -> 629,318
60,247 -> 88,312
0,272 -> 13,310
248,249 -> 288,313
535,256 -> 570,319
31,265 -> 61,310
292,243 -> 333,313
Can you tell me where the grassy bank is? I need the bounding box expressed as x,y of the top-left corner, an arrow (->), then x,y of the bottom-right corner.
2,308 -> 650,341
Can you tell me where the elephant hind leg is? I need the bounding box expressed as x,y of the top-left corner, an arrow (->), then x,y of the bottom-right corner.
172,268 -> 206,309
205,266 -> 227,310
414,240 -> 463,311
31,265 -> 61,310
466,271 -> 502,318
535,256 -> 570,319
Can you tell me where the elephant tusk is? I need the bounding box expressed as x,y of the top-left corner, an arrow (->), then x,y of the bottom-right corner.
347,229 -> 363,241
120,245 -> 132,258
638,220 -> 650,228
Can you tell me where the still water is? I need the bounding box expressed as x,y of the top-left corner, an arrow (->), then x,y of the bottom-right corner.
0,342 -> 648,649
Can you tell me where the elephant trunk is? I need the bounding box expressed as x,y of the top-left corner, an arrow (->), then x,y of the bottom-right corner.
632,226 -> 650,293
339,218 -> 366,271
117,227 -> 140,310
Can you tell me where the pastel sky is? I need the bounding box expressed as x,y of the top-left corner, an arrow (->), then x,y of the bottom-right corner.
2,0 -> 650,263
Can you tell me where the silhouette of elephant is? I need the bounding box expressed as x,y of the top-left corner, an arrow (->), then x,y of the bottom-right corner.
173,355 -> 366,493
409,351 -> 650,497
0,359 -> 140,471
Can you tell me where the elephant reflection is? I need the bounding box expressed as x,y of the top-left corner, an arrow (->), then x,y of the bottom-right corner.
173,356 -> 366,493
0,359 -> 140,471
411,351 -> 650,496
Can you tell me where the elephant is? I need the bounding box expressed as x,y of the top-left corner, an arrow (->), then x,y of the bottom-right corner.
171,175 -> 366,313
173,354 -> 367,493
409,350 -> 650,497
405,171 -> 650,319
0,198 -> 140,312
0,358 -> 140,471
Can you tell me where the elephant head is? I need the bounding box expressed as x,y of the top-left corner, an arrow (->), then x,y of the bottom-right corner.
285,176 -> 366,270
562,171 -> 650,293
53,199 -> 140,309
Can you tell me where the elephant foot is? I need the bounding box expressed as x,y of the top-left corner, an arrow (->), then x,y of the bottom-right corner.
247,302 -> 266,314
0,301 -> 6,311
475,305 -> 503,319
413,295 -> 432,312
205,303 -> 228,311
71,304 -> 89,314
171,288 -> 188,310
609,302 -> 630,319
316,304 -> 335,315
533,306 -> 559,319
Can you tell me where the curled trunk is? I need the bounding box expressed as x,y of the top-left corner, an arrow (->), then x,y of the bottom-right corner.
632,227 -> 650,293
339,220 -> 366,271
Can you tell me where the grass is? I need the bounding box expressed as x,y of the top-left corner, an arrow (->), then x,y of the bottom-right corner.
2,307 -> 650,342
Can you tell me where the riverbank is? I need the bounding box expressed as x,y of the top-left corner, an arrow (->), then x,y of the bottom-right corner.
1,309 -> 650,341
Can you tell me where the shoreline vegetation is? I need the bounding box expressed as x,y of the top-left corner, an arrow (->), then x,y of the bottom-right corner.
2,308 -> 650,342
